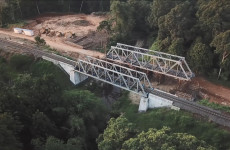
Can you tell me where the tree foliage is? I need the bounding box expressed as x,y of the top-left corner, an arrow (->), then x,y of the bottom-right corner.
189,37 -> 213,73
211,30 -> 230,80
0,0 -> 110,27
0,55 -> 108,150
107,0 -> 230,80
0,113 -> 22,150
97,116 -> 215,150
97,115 -> 136,150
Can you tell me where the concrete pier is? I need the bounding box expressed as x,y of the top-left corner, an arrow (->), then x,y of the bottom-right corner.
42,56 -> 88,85
138,92 -> 177,112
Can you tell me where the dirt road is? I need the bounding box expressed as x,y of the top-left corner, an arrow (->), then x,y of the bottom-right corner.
0,30 -> 105,58
193,77 -> 230,105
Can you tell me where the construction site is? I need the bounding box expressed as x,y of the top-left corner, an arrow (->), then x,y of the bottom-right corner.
0,13 -> 230,108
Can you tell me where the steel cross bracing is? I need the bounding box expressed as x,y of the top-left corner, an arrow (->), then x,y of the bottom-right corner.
106,43 -> 194,81
74,58 -> 150,97
0,39 -> 151,97
85,56 -> 153,90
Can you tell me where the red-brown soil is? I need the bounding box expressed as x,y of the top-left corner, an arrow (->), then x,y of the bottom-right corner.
192,77 -> 230,106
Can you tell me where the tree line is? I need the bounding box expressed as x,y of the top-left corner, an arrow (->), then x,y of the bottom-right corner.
0,0 -> 110,26
99,0 -> 230,81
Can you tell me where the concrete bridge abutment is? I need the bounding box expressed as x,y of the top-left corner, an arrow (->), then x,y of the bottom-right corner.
138,91 -> 179,112
42,56 -> 88,85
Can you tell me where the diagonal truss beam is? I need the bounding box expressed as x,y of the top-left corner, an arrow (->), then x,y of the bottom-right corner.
116,43 -> 185,61
0,39 -> 152,97
74,59 -> 148,97
106,43 -> 194,81
85,56 -> 153,91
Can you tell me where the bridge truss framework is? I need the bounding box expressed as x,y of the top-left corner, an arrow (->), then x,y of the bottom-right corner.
106,43 -> 194,81
74,58 -> 151,97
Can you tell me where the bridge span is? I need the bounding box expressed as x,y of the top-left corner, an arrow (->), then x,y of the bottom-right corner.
107,43 -> 194,81
1,38 -> 230,128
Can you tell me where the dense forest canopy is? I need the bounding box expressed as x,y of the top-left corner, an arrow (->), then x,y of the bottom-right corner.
0,55 -> 108,150
98,0 -> 230,81
97,116 -> 215,150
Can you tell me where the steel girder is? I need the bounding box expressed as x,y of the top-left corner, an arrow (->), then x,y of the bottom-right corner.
106,43 -> 194,81
74,59 -> 148,97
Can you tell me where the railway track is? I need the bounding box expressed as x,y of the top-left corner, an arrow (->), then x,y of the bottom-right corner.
151,90 -> 230,120
1,38 -> 230,127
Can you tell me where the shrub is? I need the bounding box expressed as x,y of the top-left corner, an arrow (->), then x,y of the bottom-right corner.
35,36 -> 46,46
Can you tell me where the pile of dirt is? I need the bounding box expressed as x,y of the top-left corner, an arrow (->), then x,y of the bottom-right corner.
39,27 -> 76,39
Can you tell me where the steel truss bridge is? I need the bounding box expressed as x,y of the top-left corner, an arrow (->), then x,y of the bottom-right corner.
106,43 -> 194,81
1,38 -> 230,128
0,39 -> 153,97
0,39 -> 193,97
74,56 -> 153,97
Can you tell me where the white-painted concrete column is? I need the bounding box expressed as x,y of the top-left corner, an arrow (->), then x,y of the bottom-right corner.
70,70 -> 88,85
138,91 -> 177,112
138,97 -> 149,112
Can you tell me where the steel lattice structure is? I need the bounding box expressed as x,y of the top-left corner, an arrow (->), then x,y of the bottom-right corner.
106,43 -> 194,81
74,58 -> 149,97
0,39 -> 153,97
85,56 -> 153,90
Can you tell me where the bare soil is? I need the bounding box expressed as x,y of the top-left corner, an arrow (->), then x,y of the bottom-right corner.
25,13 -> 106,37
192,77 -> 230,106
0,13 -> 108,59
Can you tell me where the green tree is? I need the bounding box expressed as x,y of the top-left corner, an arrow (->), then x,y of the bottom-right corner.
31,110 -> 57,138
0,0 -> 7,26
168,38 -> 184,56
43,136 -> 84,150
97,115 -> 136,150
98,116 -> 215,150
110,0 -> 134,39
197,0 -> 230,42
148,0 -> 184,28
128,0 -> 151,33
0,113 -> 22,150
157,1 -> 196,54
35,36 -> 46,46
189,37 -> 213,73
211,30 -> 230,79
